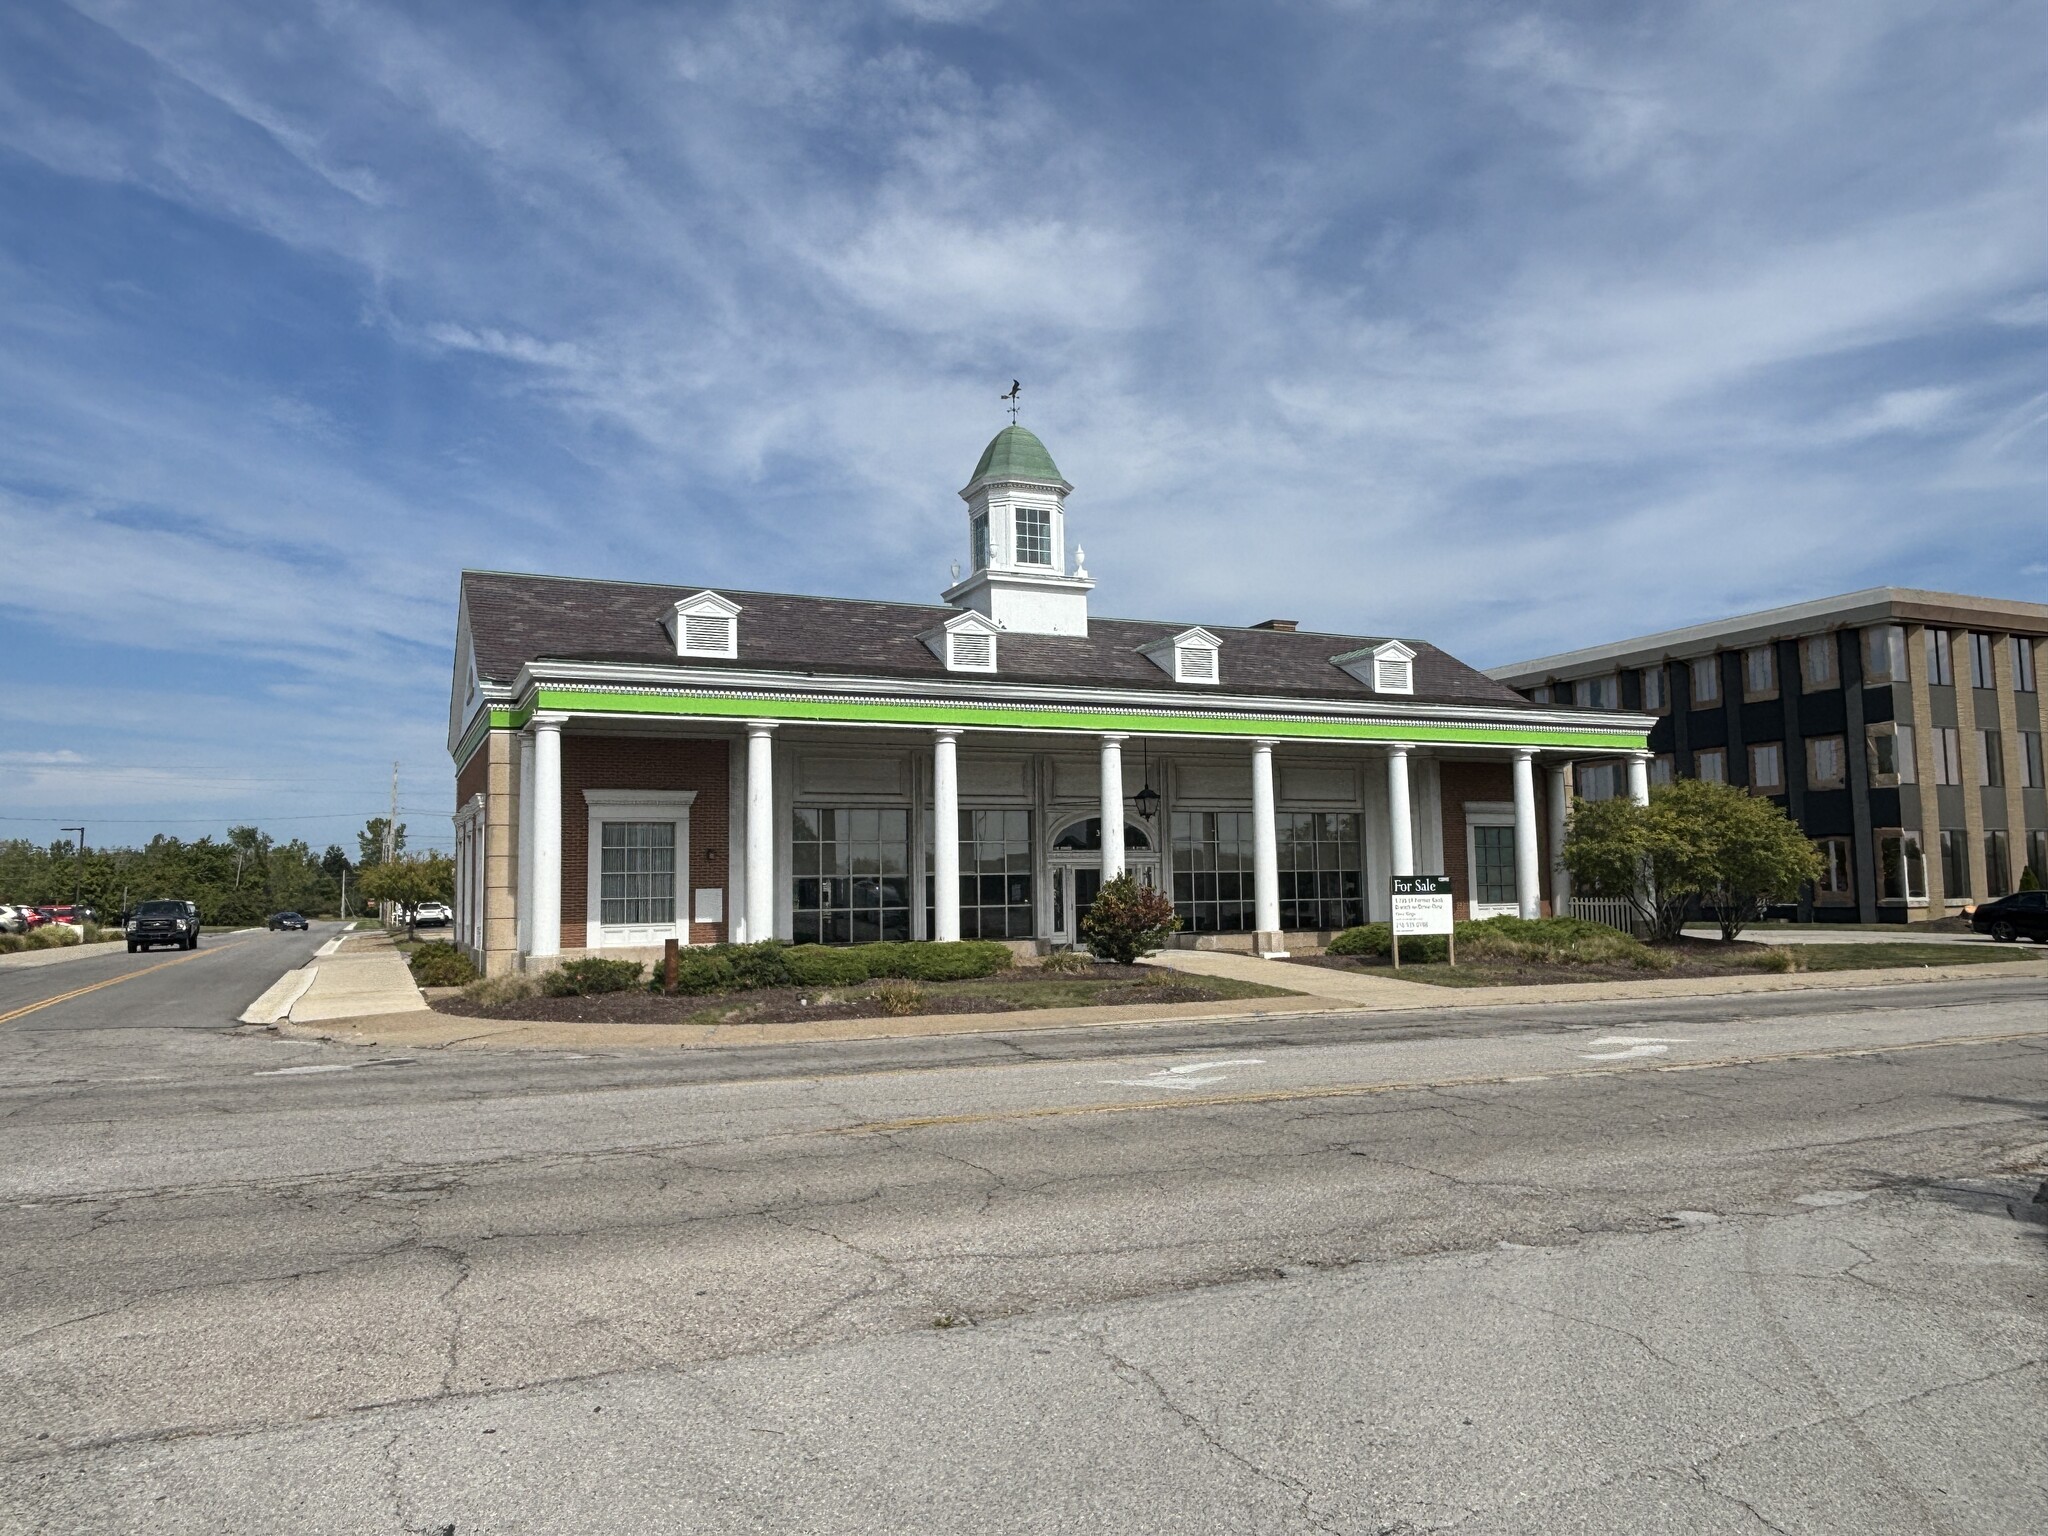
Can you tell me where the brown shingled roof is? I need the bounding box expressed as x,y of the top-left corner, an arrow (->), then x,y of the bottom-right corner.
460,570 -> 1532,709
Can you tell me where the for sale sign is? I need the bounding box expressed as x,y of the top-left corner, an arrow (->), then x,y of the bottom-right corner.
1390,875 -> 1454,936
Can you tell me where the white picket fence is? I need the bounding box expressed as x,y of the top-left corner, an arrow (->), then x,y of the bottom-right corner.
1568,896 -> 1639,936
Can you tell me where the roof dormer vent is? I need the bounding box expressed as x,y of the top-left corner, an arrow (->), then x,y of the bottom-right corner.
1140,627 -> 1222,686
921,610 -> 1001,674
1334,639 -> 1416,695
669,591 -> 741,660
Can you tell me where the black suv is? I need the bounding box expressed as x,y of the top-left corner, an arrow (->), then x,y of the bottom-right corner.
1968,891 -> 2048,943
128,900 -> 201,952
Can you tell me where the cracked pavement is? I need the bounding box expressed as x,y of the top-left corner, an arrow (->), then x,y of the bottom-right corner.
1,930 -> 2044,1532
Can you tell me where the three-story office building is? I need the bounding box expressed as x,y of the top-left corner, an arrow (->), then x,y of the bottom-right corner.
1489,590 -> 2048,924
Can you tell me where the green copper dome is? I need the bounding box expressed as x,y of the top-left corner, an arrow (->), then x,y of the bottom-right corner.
969,425 -> 1064,485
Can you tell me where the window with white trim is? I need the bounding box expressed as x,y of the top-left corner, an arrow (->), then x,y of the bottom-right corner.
600,822 -> 676,927
671,592 -> 740,659
971,513 -> 991,571
1015,506 -> 1052,566
1877,831 -> 1927,903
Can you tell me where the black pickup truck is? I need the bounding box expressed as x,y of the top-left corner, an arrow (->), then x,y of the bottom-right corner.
127,899 -> 201,952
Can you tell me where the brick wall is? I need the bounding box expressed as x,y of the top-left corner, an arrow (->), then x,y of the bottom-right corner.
1438,761 -> 1555,919
560,734 -> 730,948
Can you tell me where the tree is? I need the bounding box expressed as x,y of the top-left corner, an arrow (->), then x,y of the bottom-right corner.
356,852 -> 454,939
320,845 -> 353,881
1564,780 -> 1823,942
1079,872 -> 1182,965
357,818 -> 406,870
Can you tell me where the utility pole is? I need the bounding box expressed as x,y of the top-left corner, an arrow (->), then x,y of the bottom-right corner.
60,827 -> 85,912
340,866 -> 349,921
384,761 -> 398,925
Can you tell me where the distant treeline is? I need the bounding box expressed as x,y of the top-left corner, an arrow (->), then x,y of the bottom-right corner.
0,824 -> 393,927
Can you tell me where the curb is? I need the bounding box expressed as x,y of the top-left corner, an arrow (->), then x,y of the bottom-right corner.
240,966 -> 321,1025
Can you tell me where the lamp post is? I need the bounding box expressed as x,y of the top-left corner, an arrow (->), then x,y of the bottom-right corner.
60,827 -> 85,912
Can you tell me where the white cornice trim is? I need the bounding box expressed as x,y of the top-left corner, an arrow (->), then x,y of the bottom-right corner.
510,658 -> 1653,734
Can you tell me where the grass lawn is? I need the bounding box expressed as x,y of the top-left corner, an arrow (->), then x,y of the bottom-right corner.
436,964 -> 1301,1025
1342,939 -> 2041,989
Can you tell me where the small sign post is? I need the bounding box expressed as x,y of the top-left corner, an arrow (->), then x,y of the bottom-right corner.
1390,875 -> 1455,969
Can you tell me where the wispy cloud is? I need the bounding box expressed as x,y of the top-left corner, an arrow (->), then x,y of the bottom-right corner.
0,0 -> 2042,839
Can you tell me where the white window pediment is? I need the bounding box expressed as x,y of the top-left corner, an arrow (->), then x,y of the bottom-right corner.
922,610 -> 1000,674
1335,640 -> 1416,695
668,590 -> 741,659
1141,627 -> 1221,686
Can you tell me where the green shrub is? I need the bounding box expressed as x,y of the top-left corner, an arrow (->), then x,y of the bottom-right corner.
865,940 -> 1013,981
27,925 -> 81,950
784,946 -> 874,986
2021,864 -> 2042,892
544,957 -> 646,996
719,941 -> 793,989
0,932 -> 25,955
409,941 -> 479,988
1081,874 -> 1181,965
1327,923 -> 1393,957
654,953 -> 738,995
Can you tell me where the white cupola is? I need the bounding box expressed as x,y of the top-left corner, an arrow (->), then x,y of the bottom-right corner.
941,424 -> 1094,637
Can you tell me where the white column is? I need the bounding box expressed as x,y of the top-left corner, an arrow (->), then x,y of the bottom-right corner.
530,718 -> 563,959
744,723 -> 777,942
1386,745 -> 1415,877
933,729 -> 962,942
1512,748 -> 1541,920
1627,752 -> 1651,806
1098,735 -> 1127,881
1547,761 -> 1571,918
516,733 -> 536,954
1251,738 -> 1284,950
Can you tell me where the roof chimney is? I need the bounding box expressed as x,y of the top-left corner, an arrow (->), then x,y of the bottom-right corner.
1251,619 -> 1298,632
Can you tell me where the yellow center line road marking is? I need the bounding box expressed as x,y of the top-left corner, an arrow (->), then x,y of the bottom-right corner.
838,1027 -> 2048,1135
0,943 -> 249,1026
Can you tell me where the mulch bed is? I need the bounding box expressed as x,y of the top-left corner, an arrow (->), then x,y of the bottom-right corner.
1291,936 -> 1789,986
430,966 -> 1232,1025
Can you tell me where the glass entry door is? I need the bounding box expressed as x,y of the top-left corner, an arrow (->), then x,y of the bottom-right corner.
1050,859 -> 1157,947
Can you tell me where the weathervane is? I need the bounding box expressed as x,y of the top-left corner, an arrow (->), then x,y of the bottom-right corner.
1001,379 -> 1021,424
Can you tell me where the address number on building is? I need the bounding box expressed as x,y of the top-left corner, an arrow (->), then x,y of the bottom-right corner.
1390,875 -> 1454,936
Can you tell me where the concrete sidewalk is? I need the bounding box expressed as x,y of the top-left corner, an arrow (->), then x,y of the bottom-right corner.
0,938 -> 129,972
266,948 -> 2048,1053
241,931 -> 426,1025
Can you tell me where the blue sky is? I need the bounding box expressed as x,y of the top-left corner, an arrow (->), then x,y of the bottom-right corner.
2,0 -> 2043,854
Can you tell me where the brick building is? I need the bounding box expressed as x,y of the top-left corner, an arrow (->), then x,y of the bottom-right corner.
448,424 -> 1651,974
1488,589 -> 2048,924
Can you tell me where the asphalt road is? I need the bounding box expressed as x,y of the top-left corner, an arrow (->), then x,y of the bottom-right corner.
2,931 -> 2044,1534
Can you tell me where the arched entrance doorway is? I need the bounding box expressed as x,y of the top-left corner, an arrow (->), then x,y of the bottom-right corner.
1047,815 -> 1160,948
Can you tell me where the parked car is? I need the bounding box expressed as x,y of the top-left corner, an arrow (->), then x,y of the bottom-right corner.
127,899 -> 201,952
0,904 -> 28,934
1967,891 -> 2048,943
412,901 -> 453,928
267,911 -> 310,931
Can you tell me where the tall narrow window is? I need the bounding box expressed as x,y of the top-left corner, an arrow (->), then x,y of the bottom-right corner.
1276,812 -> 1365,930
1640,666 -> 1667,712
1690,657 -> 1721,705
1694,747 -> 1727,783
1578,675 -> 1618,710
2011,635 -> 2037,693
1749,742 -> 1784,793
971,513 -> 991,571
1807,735 -> 1845,789
1744,647 -> 1777,700
1925,628 -> 1954,686
1969,632 -> 1996,689
1014,506 -> 1053,566
1800,635 -> 1839,690
1877,832 -> 1927,903
1864,625 -> 1907,683
1172,811 -> 1256,934
1933,727 -> 1962,786
1650,755 -> 1675,787
1985,831 -> 2012,897
1814,837 -> 1853,904
1978,730 -> 2003,787
1939,829 -> 1969,898
924,809 -> 1034,940
2022,731 -> 2043,789
2031,830 -> 2048,885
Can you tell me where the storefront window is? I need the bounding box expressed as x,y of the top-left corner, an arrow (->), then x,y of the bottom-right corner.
923,809 -> 1034,939
1876,832 -> 1927,903
1172,811 -> 1254,933
599,822 -> 675,926
1473,825 -> 1517,907
791,807 -> 912,944
1278,812 -> 1364,930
